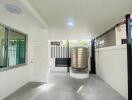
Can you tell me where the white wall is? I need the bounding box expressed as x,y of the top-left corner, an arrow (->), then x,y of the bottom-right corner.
0,0 -> 48,99
0,65 -> 30,99
115,26 -> 126,45
115,25 -> 132,46
96,45 -> 128,99
30,28 -> 49,82
49,28 -> 93,40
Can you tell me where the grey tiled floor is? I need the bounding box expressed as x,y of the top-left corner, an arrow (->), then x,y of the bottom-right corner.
4,72 -> 126,100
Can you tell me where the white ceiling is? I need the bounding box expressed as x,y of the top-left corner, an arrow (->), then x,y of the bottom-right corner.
0,0 -> 46,33
28,0 -> 132,36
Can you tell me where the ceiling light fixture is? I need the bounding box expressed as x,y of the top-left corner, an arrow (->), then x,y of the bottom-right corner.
67,18 -> 75,29
67,21 -> 74,27
5,4 -> 22,14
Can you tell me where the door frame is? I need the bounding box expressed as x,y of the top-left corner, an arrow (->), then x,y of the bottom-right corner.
90,39 -> 96,74
126,14 -> 132,100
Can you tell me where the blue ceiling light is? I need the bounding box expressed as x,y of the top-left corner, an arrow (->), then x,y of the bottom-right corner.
67,21 -> 74,27
5,4 -> 22,14
67,18 -> 75,29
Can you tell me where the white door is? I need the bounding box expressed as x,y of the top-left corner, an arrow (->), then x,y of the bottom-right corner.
32,42 -> 49,82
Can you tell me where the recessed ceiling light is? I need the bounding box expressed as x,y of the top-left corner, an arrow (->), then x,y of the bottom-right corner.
5,4 -> 22,14
67,18 -> 75,28
67,21 -> 74,27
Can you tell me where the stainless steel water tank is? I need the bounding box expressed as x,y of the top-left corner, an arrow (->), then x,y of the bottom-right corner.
71,47 -> 88,69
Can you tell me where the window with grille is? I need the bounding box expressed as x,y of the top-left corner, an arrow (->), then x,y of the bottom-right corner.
0,24 -> 27,69
50,40 -> 70,58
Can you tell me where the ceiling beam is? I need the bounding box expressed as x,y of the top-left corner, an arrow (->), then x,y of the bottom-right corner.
20,0 -> 48,28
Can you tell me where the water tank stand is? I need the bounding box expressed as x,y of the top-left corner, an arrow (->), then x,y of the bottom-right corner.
70,68 -> 89,79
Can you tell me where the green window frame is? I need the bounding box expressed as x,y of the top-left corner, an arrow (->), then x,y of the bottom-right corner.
0,24 -> 27,70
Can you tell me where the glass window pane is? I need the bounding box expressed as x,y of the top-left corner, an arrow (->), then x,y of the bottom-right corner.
8,30 -> 26,66
0,25 -> 8,68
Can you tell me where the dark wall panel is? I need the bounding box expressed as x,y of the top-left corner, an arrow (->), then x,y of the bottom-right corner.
96,28 -> 116,48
